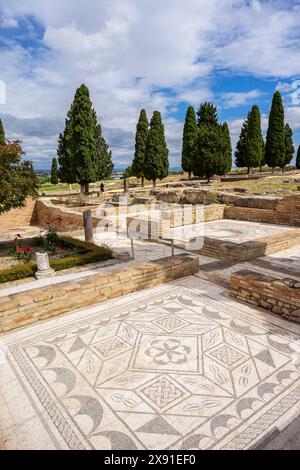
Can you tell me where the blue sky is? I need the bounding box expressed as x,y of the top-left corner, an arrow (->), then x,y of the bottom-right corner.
1,0 -> 300,170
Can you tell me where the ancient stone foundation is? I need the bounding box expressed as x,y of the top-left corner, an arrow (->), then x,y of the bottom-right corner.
0,254 -> 199,332
230,270 -> 300,323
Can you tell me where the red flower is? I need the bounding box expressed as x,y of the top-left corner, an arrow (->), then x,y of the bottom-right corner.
17,248 -> 23,254
15,241 -> 19,246
24,246 -> 31,253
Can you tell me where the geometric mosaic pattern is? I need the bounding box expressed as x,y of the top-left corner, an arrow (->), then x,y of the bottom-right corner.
3,285 -> 300,449
210,344 -> 245,366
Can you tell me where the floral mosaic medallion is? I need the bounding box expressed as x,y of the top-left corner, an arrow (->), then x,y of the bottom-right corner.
3,285 -> 300,450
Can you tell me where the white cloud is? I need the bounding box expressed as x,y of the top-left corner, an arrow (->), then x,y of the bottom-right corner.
222,90 -> 263,108
0,0 -> 300,167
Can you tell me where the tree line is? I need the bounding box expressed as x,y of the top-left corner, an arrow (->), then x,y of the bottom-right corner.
180,90 -> 298,180
236,91 -> 295,174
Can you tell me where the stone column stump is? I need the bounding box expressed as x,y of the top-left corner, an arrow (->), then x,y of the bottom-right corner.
83,209 -> 95,244
35,252 -> 55,280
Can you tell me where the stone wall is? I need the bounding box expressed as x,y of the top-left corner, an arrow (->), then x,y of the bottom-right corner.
0,198 -> 37,229
230,269 -> 300,323
224,196 -> 300,226
199,229 -> 300,261
0,254 -> 199,333
35,199 -> 101,230
126,204 -> 225,239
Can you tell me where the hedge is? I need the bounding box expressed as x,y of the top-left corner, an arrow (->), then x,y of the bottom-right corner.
0,236 -> 113,284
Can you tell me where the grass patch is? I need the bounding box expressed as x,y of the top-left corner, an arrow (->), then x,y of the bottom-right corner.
213,175 -> 300,195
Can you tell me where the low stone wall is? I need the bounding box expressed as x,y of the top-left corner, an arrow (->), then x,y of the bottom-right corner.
199,229 -> 300,261
0,254 -> 199,333
221,194 -> 278,210
0,198 -> 37,229
224,206 -> 277,224
35,199 -> 101,230
126,204 -> 225,239
230,270 -> 300,323
224,195 -> 300,226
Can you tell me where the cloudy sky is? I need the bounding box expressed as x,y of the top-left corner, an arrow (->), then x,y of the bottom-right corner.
1,0 -> 300,170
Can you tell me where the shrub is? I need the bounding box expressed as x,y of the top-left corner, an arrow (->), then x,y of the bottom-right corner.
0,264 -> 36,283
0,236 -> 113,284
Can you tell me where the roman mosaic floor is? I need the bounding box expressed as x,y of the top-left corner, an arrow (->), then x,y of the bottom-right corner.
169,220 -> 294,244
1,277 -> 300,450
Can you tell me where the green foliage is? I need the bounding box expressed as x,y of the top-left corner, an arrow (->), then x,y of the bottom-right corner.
235,106 -> 264,171
283,123 -> 294,168
197,102 -> 218,127
194,103 -> 232,180
244,105 -> 264,170
123,165 -> 133,178
182,106 -> 197,176
45,227 -> 60,247
51,157 -> 59,185
70,84 -> 98,188
132,109 -> 149,179
0,236 -> 112,284
235,114 -> 249,168
57,113 -> 73,184
58,84 -> 113,191
0,139 -> 38,214
220,122 -> 232,173
95,119 -> 114,180
0,118 -> 6,145
296,145 -> 300,169
265,91 -> 286,169
0,263 -> 36,284
144,111 -> 169,185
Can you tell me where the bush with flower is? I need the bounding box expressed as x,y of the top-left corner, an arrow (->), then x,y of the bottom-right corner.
14,234 -> 32,262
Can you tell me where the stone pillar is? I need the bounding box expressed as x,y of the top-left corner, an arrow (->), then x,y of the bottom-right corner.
83,209 -> 95,244
35,253 -> 55,279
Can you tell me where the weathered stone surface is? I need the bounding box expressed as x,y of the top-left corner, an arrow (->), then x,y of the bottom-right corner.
230,269 -> 300,323
0,254 -> 199,333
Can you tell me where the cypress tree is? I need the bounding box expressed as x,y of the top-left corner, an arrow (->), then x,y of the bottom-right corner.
51,158 -> 59,185
244,105 -> 264,174
197,102 -> 218,127
283,123 -> 294,172
296,145 -> 300,170
220,122 -> 232,174
265,91 -> 285,174
132,109 -> 149,186
182,106 -> 197,178
57,111 -> 74,185
0,118 -> 6,145
194,103 -> 231,181
235,115 -> 249,171
94,117 -> 114,180
144,111 -> 169,189
70,84 -> 98,193
260,139 -> 266,172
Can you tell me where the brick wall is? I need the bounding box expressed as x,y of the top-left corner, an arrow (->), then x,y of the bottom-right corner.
0,198 -> 37,229
230,269 -> 300,323
0,254 -> 199,333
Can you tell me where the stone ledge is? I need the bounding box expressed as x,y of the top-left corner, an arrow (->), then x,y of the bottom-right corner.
230,269 -> 300,323
199,229 -> 300,261
0,254 -> 199,333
